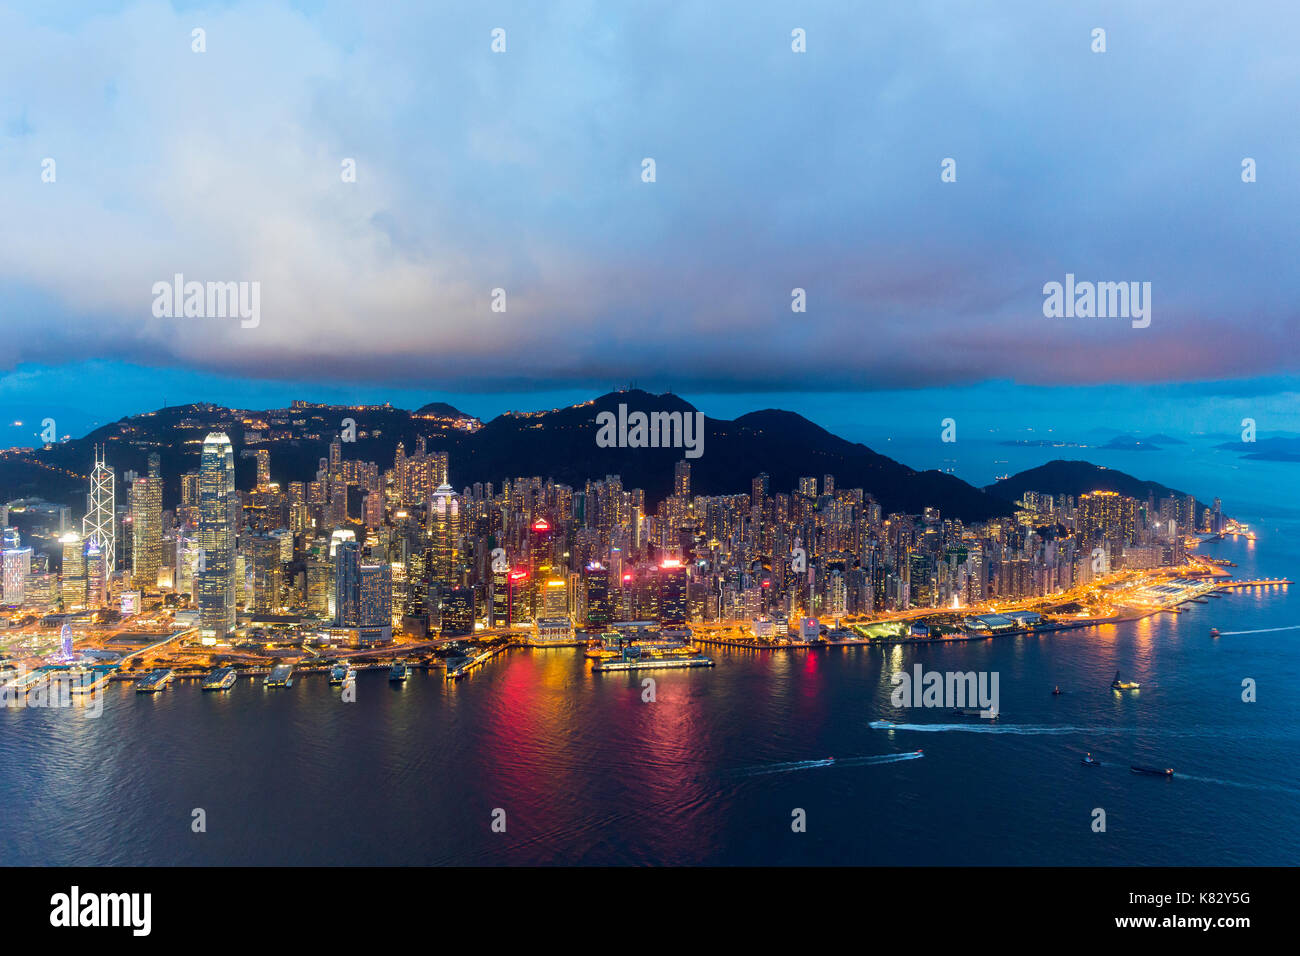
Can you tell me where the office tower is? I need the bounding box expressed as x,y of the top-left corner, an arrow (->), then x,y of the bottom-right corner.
131,468 -> 163,590
250,533 -> 283,613
655,561 -> 686,629
333,539 -> 361,627
908,551 -> 935,608
306,559 -> 332,619
59,531 -> 86,610
490,564 -> 510,627
362,491 -> 383,529
197,432 -> 238,642
440,585 -> 475,636
358,562 -> 393,643
2,547 -> 31,606
82,445 -> 116,574
751,473 -> 769,510
673,460 -> 691,498
255,449 -> 271,490
85,543 -> 107,608
583,562 -> 612,626
542,577 -> 569,616
429,483 -> 461,584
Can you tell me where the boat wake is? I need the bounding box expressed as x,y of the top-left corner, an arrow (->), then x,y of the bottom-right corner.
735,751 -> 924,777
870,720 -> 1084,735
1215,625 -> 1300,636
1169,772 -> 1300,796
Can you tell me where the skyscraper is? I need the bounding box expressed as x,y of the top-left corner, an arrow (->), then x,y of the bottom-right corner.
2,547 -> 31,607
197,432 -> 238,642
130,456 -> 163,590
358,561 -> 393,643
429,483 -> 461,584
673,459 -> 691,498
59,531 -> 86,610
83,445 -> 116,574
333,539 -> 361,628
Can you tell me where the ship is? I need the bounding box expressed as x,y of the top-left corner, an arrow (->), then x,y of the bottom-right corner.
265,664 -> 293,688
1210,628 -> 1220,638
201,667 -> 237,691
1131,765 -> 1174,777
952,708 -> 999,719
329,662 -> 349,684
1081,753 -> 1099,766
389,661 -> 409,681
1111,670 -> 1140,690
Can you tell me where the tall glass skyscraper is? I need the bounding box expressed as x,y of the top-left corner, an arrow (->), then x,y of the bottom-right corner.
82,445 -> 115,574
197,432 -> 237,642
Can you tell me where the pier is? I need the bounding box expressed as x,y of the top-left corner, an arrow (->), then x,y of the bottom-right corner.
446,643 -> 516,680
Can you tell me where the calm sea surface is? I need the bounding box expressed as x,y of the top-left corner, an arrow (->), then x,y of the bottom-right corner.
2,440 -> 1297,865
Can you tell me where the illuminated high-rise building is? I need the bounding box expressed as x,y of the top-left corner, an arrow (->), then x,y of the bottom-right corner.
131,463 -> 163,590
59,531 -> 86,610
255,448 -> 271,490
440,584 -> 475,637
658,558 -> 688,626
250,533 -> 283,613
85,543 -> 107,608
197,432 -> 238,642
2,547 -> 31,607
583,562 -> 612,626
82,445 -> 116,574
358,561 -> 393,643
333,539 -> 361,627
429,483 -> 461,583
673,460 -> 691,498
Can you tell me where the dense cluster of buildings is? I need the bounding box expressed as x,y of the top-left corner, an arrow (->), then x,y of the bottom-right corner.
0,415 -> 1225,643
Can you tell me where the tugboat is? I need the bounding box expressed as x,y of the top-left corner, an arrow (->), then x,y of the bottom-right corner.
1111,670 -> 1140,690
1081,752 -> 1099,766
1131,764 -> 1174,777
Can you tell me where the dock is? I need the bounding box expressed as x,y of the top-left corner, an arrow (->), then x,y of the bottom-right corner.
446,643 -> 514,680
134,669 -> 174,693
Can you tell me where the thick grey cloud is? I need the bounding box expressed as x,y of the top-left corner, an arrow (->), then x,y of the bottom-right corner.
1,0 -> 1297,391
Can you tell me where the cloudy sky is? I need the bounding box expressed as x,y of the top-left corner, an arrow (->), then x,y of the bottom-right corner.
2,0 -> 1298,439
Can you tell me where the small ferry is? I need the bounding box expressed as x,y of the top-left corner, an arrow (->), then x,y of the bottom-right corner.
265,664 -> 293,688
329,662 -> 349,684
952,708 -> 998,719
1111,670 -> 1140,690
134,669 -> 173,693
201,667 -> 237,691
1210,628 -> 1220,638
1081,753 -> 1099,767
389,661 -> 409,682
1131,765 -> 1174,777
